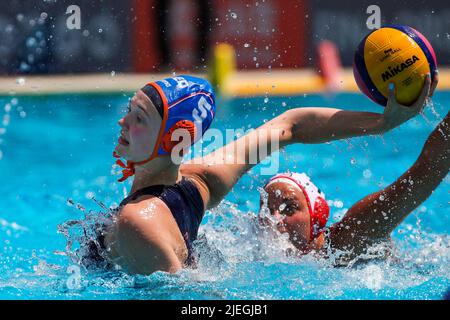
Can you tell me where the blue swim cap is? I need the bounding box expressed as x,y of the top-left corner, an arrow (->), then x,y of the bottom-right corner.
114,75 -> 216,182
147,75 -> 216,156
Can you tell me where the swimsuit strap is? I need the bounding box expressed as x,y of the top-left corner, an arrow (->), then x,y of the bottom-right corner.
119,184 -> 165,207
119,177 -> 204,218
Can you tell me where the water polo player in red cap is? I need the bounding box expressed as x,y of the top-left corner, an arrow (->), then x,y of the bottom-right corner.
91,73 -> 438,274
260,110 -> 449,265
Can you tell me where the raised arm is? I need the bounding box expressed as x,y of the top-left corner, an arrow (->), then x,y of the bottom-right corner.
182,74 -> 435,209
288,74 -> 434,143
328,110 -> 449,258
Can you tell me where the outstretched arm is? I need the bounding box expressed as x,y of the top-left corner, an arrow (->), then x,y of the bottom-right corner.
287,75 -> 433,144
328,110 -> 450,257
182,74 -> 435,209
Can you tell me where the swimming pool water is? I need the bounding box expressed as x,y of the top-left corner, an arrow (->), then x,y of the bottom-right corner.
0,91 -> 448,299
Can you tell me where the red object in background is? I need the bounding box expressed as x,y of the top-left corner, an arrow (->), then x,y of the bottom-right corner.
132,0 -> 201,72
132,0 -> 308,71
210,0 -> 308,69
317,40 -> 343,90
132,0 -> 161,72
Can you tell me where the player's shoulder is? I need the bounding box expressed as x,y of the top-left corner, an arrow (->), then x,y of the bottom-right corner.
119,195 -> 170,221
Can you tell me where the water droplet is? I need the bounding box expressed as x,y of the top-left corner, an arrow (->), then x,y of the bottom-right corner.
230,12 -> 237,19
282,102 -> 286,107
19,62 -> 30,72
5,24 -> 14,33
98,28 -> 103,33
85,191 -> 95,199
40,12 -> 48,20
2,115 -> 10,126
363,169 -> 372,179
264,97 -> 269,103
350,158 -> 356,165
110,71 -> 116,77
16,78 -> 26,86
82,30 -> 90,37
26,37 -> 37,48
334,200 -> 343,208
244,43 -> 250,48
27,54 -> 35,64
4,104 -> 11,113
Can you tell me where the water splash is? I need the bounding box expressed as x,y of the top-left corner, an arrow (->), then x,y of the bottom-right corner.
3,195 -> 447,299
57,197 -> 117,271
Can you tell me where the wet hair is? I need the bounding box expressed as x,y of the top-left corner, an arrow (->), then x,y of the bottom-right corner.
141,84 -> 164,118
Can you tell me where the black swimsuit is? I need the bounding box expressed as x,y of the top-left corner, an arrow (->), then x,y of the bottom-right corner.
119,177 -> 205,264
83,177 -> 205,269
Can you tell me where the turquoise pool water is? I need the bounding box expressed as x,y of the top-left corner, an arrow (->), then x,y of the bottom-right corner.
0,91 -> 448,299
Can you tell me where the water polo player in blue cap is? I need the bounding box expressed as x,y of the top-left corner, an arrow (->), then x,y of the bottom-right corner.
95,73 -> 438,274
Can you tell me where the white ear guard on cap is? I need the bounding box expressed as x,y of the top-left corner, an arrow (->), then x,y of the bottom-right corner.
288,172 -> 324,210
265,172 -> 325,212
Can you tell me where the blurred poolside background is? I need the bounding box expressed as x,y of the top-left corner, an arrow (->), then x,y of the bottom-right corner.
0,0 -> 448,96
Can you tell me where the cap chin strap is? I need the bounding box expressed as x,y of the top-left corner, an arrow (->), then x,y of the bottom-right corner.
113,151 -> 160,182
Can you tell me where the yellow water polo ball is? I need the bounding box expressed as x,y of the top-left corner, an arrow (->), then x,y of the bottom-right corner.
353,25 -> 437,106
